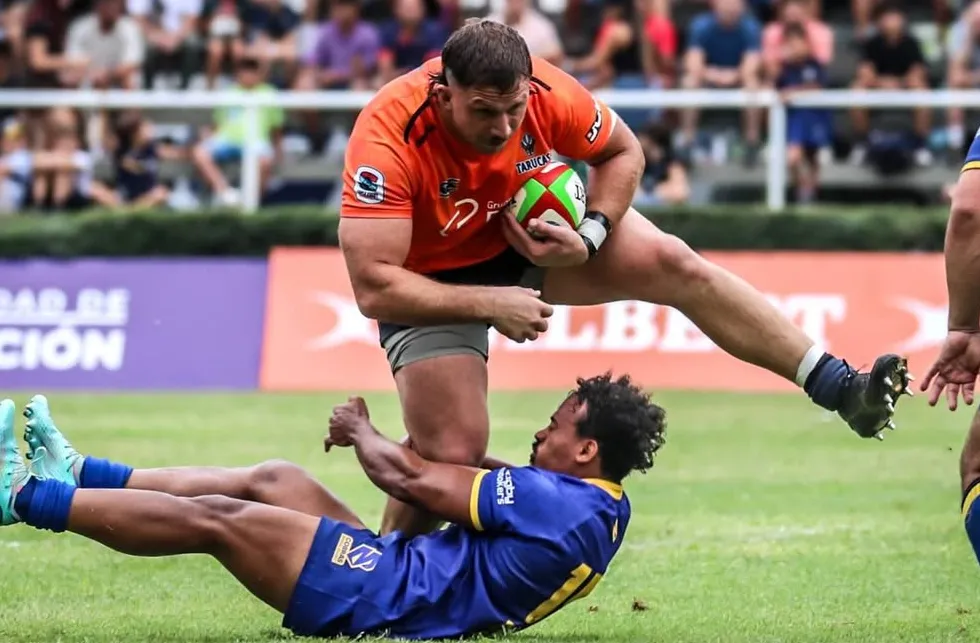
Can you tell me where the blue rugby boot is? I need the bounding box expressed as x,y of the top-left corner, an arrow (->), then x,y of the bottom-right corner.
0,399 -> 29,525
836,354 -> 913,441
23,395 -> 82,486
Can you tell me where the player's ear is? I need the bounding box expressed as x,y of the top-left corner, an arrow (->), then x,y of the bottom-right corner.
575,439 -> 599,465
432,84 -> 452,108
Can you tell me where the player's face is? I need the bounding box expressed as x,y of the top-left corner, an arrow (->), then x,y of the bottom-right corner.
438,80 -> 530,153
529,396 -> 597,475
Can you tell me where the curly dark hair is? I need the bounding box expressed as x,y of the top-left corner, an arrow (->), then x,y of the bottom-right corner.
573,373 -> 666,483
434,19 -> 532,92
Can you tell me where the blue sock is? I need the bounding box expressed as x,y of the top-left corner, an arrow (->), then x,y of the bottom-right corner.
803,353 -> 851,411
14,478 -> 76,532
79,457 -> 133,489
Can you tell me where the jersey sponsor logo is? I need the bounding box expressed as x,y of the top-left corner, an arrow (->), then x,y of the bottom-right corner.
331,533 -> 382,572
516,153 -> 553,174
586,99 -> 603,144
521,133 -> 536,156
495,468 -> 515,506
353,165 -> 385,204
439,178 -> 460,198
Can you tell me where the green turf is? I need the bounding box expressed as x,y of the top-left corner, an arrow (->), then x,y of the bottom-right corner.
0,390 -> 977,642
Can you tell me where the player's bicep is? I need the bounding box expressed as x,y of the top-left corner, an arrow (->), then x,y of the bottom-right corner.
401,461 -> 485,529
338,217 -> 412,315
541,63 -> 618,161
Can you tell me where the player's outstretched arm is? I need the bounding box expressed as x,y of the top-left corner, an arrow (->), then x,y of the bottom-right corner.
326,397 -> 483,529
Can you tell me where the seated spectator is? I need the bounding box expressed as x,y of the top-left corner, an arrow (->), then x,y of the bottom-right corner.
487,0 -> 563,67
567,0 -> 645,90
24,0 -> 91,89
1,0 -> 30,65
761,0 -> 832,81
634,122 -> 689,206
64,0 -> 146,89
26,107 -> 96,212
241,0 -> 301,85
681,0 -> 763,166
191,57 -> 284,207
376,0 -> 446,86
0,118 -> 93,215
0,42 -> 24,126
853,0 -> 951,43
89,109 -> 182,210
776,23 -> 831,204
850,1 -> 931,166
294,0 -> 379,151
640,0 -> 678,86
127,0 -> 203,89
946,0 -> 980,161
201,0 -> 244,89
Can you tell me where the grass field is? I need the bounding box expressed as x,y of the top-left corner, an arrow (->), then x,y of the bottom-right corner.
0,389 -> 978,643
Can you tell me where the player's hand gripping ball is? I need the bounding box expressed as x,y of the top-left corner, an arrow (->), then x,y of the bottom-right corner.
512,161 -> 587,239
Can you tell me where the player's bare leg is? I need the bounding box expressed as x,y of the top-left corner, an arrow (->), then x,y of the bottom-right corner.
22,395 -> 366,526
960,408 -> 980,497
380,354 -> 489,536
541,208 -> 912,438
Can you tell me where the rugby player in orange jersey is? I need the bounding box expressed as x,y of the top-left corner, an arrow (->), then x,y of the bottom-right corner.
339,20 -> 913,537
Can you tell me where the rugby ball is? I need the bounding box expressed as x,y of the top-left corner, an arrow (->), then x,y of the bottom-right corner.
512,161 -> 587,235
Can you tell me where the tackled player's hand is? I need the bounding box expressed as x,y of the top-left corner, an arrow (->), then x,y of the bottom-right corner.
502,212 -> 590,268
325,396 -> 372,451
921,330 -> 980,410
490,286 -> 553,343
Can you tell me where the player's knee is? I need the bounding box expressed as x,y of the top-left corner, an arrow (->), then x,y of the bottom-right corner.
247,459 -> 306,499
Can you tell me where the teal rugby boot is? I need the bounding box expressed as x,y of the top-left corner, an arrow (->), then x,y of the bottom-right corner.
23,395 -> 82,486
0,399 -> 29,525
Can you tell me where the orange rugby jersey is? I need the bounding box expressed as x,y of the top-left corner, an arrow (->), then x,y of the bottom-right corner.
340,56 -> 616,274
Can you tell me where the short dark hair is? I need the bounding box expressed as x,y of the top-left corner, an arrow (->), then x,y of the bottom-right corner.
573,373 -> 666,483
874,0 -> 904,20
437,20 -> 532,92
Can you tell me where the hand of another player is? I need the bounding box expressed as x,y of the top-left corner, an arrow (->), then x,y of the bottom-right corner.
921,330 -> 980,410
325,396 -> 372,451
502,212 -> 590,268
490,286 -> 554,343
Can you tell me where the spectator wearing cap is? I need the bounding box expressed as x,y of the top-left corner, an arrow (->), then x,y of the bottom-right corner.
681,0 -> 763,166
487,0 -> 563,67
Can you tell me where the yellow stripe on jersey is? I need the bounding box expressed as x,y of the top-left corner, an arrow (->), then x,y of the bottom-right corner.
525,563 -> 599,624
469,469 -> 489,531
962,161 -> 980,173
963,482 -> 980,518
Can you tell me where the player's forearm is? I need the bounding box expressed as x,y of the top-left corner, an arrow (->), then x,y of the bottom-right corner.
945,203 -> 980,330
355,264 -> 499,325
481,456 -> 513,470
586,140 -> 644,224
351,427 -> 427,503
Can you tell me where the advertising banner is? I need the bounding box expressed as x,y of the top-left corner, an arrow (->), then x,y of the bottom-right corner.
0,259 -> 268,390
260,248 -> 948,392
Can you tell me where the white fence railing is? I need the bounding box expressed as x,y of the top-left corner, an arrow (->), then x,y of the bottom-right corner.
0,88 -> 970,212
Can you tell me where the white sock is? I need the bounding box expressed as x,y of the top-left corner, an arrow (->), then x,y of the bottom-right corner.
794,344 -> 826,388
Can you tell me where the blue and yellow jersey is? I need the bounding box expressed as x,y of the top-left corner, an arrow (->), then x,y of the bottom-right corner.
962,478 -> 980,566
963,129 -> 980,173
353,467 -> 631,639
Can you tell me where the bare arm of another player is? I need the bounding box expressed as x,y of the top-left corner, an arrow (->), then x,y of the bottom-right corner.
326,397 -> 481,528
341,217 -> 507,324
946,171 -> 980,331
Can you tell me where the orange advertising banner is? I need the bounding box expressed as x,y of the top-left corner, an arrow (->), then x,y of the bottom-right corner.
259,248 -> 947,392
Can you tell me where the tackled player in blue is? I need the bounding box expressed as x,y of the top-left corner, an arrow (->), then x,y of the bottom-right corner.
0,373 -> 665,639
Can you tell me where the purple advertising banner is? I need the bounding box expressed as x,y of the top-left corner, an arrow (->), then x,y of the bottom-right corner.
0,259 -> 268,390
